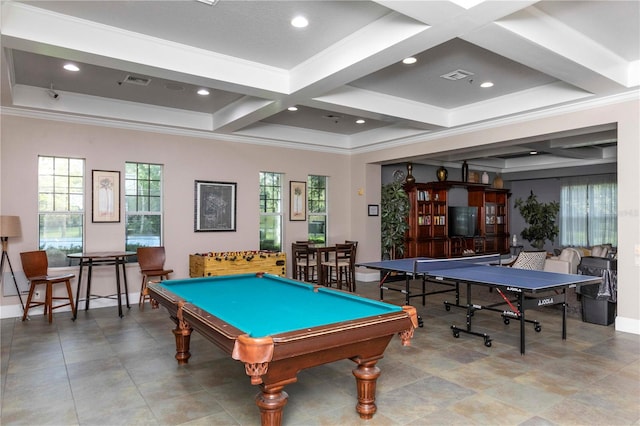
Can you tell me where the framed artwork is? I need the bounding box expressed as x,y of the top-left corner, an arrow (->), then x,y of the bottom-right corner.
92,170 -> 120,223
289,181 -> 307,221
368,204 -> 379,216
194,180 -> 237,232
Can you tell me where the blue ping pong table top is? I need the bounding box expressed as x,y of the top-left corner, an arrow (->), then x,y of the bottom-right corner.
357,255 -> 602,292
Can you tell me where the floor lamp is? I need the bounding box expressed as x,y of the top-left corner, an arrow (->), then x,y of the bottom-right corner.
0,215 -> 24,311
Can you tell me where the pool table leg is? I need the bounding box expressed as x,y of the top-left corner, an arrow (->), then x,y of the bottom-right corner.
352,359 -> 381,419
172,310 -> 193,365
255,386 -> 288,426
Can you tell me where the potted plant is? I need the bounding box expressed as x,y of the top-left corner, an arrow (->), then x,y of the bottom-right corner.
514,190 -> 560,250
381,181 -> 410,259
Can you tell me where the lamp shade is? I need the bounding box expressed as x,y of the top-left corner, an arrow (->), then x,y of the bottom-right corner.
0,216 -> 22,238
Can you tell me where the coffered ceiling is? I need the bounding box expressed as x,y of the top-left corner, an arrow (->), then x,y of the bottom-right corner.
1,0 -> 638,172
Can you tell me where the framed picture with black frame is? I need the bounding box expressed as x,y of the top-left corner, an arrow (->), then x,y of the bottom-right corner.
368,204 -> 379,217
194,180 -> 237,232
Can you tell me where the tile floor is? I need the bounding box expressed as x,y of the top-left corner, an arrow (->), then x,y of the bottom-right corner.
1,280 -> 639,426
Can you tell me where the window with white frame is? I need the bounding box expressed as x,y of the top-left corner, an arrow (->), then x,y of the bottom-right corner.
259,172 -> 283,251
307,175 -> 327,244
38,156 -> 85,266
560,175 -> 617,247
125,162 -> 163,252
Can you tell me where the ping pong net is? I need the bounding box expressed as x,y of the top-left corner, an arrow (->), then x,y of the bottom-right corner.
411,254 -> 502,275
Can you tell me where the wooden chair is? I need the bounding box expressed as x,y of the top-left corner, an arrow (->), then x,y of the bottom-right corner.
292,242 -> 316,282
137,247 -> 173,310
20,250 -> 75,323
316,246 -> 336,288
344,240 -> 358,290
316,245 -> 354,291
336,243 -> 356,292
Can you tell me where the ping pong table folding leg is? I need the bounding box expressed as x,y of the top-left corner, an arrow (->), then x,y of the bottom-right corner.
378,271 -> 424,328
494,288 -> 541,334
450,283 -> 493,347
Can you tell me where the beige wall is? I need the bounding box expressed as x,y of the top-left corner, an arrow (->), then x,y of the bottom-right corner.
2,97 -> 639,336
0,115 -> 352,316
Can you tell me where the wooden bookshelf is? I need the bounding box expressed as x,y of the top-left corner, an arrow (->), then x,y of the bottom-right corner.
405,181 -> 510,258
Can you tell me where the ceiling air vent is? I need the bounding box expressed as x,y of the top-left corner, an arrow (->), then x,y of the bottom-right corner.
123,75 -> 151,86
440,69 -> 474,81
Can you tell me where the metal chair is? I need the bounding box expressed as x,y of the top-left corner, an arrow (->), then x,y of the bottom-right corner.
20,250 -> 75,323
137,247 -> 173,310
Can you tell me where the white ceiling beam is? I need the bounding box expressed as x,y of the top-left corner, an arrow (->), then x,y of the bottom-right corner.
463,6 -> 633,94
312,86 -> 450,127
0,2 -> 289,97
11,84 -> 215,130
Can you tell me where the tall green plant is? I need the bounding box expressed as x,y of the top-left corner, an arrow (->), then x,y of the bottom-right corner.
514,190 -> 560,250
381,182 -> 410,259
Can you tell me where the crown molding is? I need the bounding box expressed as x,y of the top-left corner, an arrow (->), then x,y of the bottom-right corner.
2,89 -> 637,157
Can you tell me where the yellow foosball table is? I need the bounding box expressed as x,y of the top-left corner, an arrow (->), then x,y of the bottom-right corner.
189,250 -> 286,278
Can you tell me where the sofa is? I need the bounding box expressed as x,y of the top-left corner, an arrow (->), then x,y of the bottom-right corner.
544,248 -> 582,274
575,244 -> 613,258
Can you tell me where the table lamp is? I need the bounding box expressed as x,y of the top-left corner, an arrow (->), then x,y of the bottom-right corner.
0,215 -> 24,310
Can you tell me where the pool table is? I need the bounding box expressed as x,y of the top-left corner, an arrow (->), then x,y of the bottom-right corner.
148,273 -> 417,426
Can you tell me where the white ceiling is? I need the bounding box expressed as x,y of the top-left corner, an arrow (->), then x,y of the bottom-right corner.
1,0 -> 638,172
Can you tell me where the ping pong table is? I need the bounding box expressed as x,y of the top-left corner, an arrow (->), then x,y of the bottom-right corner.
357,254 -> 603,354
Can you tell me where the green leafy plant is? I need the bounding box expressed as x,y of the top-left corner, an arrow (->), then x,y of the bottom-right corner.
514,190 -> 560,250
381,182 -> 410,259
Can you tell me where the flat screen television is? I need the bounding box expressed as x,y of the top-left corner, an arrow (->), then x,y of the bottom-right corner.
449,206 -> 478,237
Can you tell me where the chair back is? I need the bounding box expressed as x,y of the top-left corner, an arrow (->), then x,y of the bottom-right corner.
292,243 -> 312,264
137,246 -> 167,272
344,240 -> 358,263
20,250 -> 49,279
336,243 -> 355,265
511,251 -> 547,270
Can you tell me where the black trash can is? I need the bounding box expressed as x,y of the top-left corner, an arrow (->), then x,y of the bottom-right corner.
577,257 -> 617,326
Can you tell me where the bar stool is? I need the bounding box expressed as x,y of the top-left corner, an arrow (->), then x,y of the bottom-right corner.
20,250 -> 75,323
336,243 -> 356,292
292,242 -> 316,282
137,247 -> 173,310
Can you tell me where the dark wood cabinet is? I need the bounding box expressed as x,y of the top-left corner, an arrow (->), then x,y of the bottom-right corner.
468,187 -> 510,255
405,181 -> 510,258
405,182 -> 449,258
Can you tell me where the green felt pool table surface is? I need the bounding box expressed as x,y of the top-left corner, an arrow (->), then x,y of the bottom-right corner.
155,273 -> 403,337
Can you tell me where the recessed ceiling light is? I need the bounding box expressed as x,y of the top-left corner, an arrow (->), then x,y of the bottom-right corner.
287,106 -> 298,111
291,16 -> 308,28
480,81 -> 494,88
197,88 -> 210,96
356,119 -> 365,124
402,57 -> 417,65
196,0 -> 218,5
530,151 -> 538,155
63,63 -> 79,72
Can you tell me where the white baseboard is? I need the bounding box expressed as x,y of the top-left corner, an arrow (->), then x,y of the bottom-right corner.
615,316 -> 640,335
0,293 -> 141,319
355,270 -> 380,282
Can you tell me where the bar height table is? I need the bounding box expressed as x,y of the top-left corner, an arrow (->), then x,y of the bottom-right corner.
68,251 -> 135,319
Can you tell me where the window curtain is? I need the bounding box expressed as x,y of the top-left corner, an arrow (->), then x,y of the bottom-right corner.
560,175 -> 617,247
